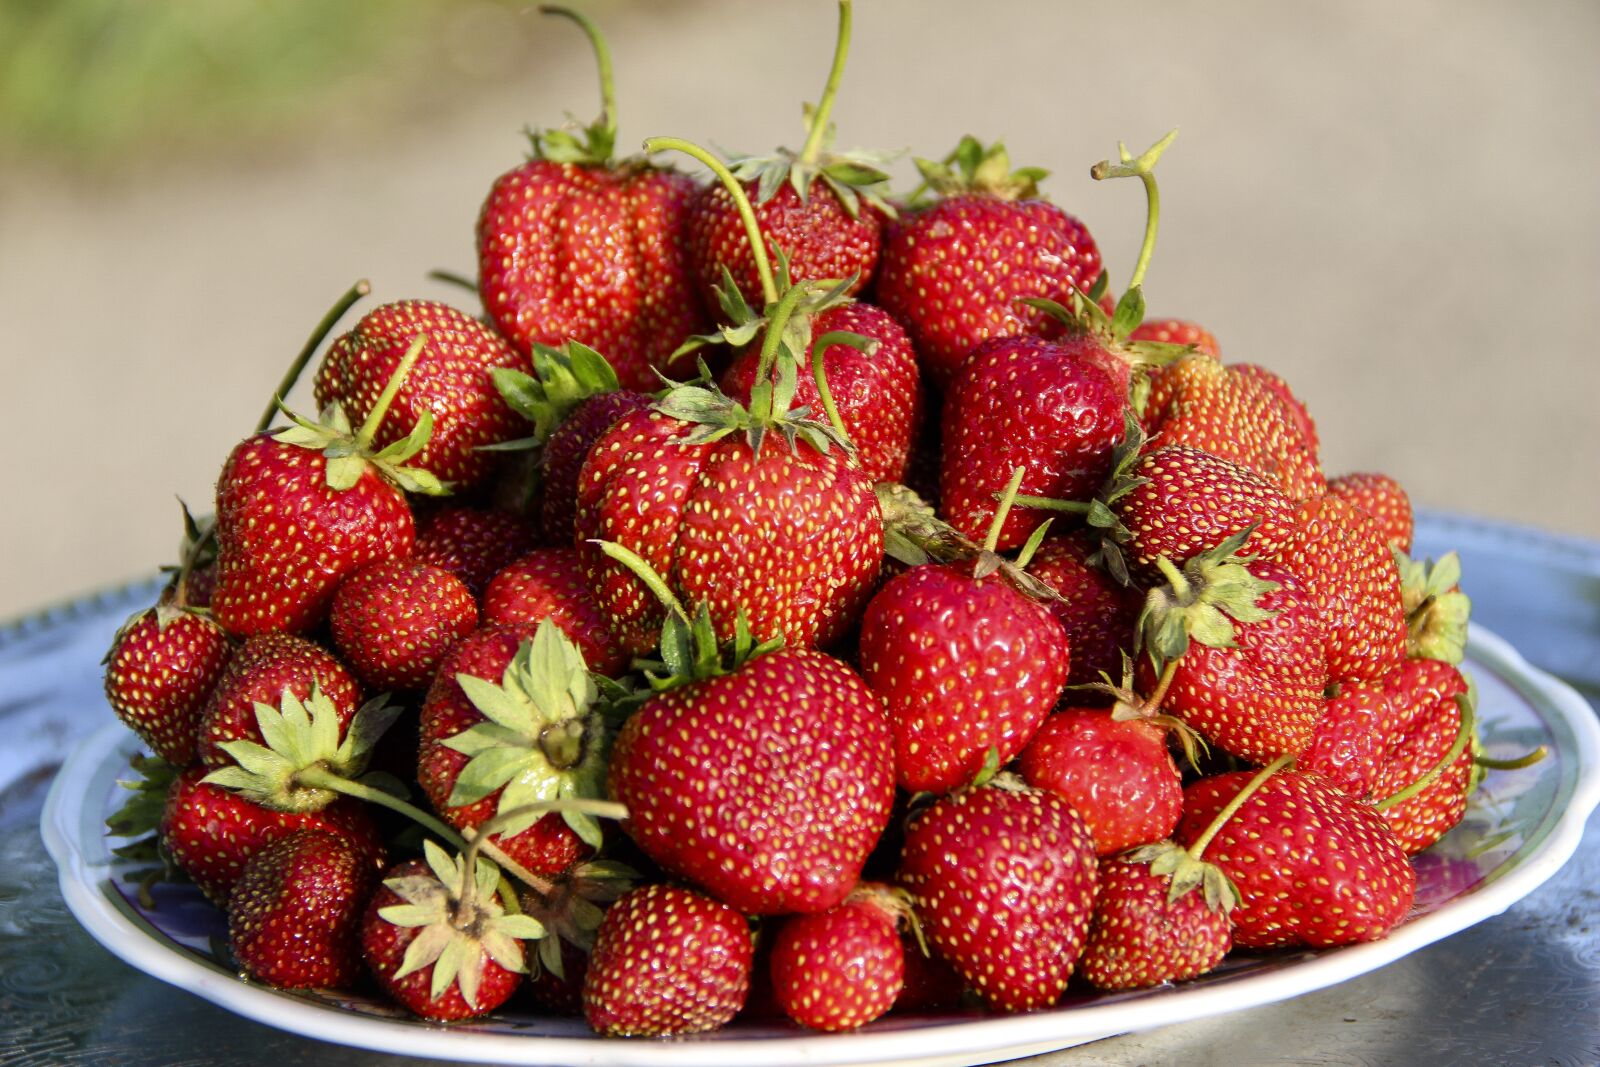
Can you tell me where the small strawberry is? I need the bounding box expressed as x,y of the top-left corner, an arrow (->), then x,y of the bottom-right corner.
476,8 -> 705,389
228,829 -> 376,989
104,595 -> 231,767
1328,471 -> 1413,551
362,842 -> 546,1020
582,883 -> 753,1037
898,777 -> 1098,1013
330,559 -> 478,691
313,300 -> 524,489
1297,680 -> 1395,797
769,883 -> 911,1032
1076,855 -> 1232,991
481,549 -> 627,676
877,137 -> 1102,387
538,388 -> 654,545
410,506 -> 538,598
1129,317 -> 1220,355
1026,533 -> 1141,693
196,632 -> 363,769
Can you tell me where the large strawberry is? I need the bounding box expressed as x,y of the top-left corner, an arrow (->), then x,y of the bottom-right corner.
898,777 -> 1098,1012
228,829 -> 375,989
329,558 -> 479,691
210,337 -> 444,636
481,549 -> 627,676
877,137 -> 1102,387
1368,658 -> 1475,852
608,642 -> 895,915
476,8 -> 704,389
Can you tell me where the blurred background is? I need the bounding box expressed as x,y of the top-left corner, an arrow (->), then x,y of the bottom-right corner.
1,0 -> 1597,619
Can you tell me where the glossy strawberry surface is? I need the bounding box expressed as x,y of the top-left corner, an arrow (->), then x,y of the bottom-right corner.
331,559 -> 478,691
228,829 -> 374,989
481,549 -> 627,676
196,633 -> 363,768
104,605 -> 231,765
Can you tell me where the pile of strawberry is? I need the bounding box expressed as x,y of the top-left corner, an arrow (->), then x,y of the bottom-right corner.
100,0 -> 1519,1040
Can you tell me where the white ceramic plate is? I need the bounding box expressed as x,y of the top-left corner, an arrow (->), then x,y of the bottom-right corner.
42,626 -> 1600,1067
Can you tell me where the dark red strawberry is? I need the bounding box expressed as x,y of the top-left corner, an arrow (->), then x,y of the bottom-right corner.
1328,471 -> 1413,551
476,10 -> 704,389
313,300 -> 523,489
1026,534 -> 1140,693
582,883 -> 753,1037
104,597 -> 231,766
330,559 -> 478,691
160,764 -> 385,906
362,843 -> 545,1019
769,884 -> 909,1032
1370,659 -> 1473,852
877,137 -> 1102,388
228,829 -> 375,989
1129,318 -> 1220,355
538,389 -> 653,546
196,633 -> 363,769
1077,856 -> 1232,991
481,549 -> 627,676
411,506 -> 538,598
608,647 -> 895,915
898,778 -> 1098,1012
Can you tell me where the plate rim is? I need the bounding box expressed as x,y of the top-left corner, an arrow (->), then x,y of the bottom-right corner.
41,625 -> 1600,1067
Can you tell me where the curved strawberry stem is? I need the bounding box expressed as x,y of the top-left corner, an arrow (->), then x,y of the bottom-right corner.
592,539 -> 688,621
753,283 -> 813,407
797,0 -> 853,167
463,799 -> 630,915
1373,696 -> 1475,812
644,136 -> 778,306
1186,754 -> 1294,859
256,278 -> 370,433
540,6 -> 617,151
1475,747 -> 1547,771
809,329 -> 867,442
1139,659 -> 1180,715
353,334 -> 426,451
1091,129 -> 1177,295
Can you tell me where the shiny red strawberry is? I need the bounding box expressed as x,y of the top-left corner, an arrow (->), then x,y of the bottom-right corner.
313,300 -> 523,490
582,883 -> 753,1037
196,632 -> 363,769
330,559 -> 478,691
1077,856 -> 1232,991
1328,471 -> 1414,551
1370,658 -> 1473,852
228,829 -> 375,989
898,778 -> 1098,1012
1129,317 -> 1220,355
608,647 -> 895,915
476,10 -> 704,389
1026,534 -> 1141,693
1232,362 -> 1321,458
538,389 -> 653,545
769,884 -> 909,1032
481,549 -> 627,676
1297,679 -> 1395,797
410,506 -> 538,598
104,596 -> 231,766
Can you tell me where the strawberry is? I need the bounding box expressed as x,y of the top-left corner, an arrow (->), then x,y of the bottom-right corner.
538,389 -> 653,545
1129,317 -> 1220,355
608,646 -> 895,915
582,883 -> 753,1037
228,829 -> 376,989
1232,362 -> 1321,458
1026,534 -> 1141,693
1297,680 -> 1394,797
877,137 -> 1102,388
769,884 -> 910,1032
410,506 -> 538,598
104,596 -> 231,766
362,843 -> 545,1020
1369,658 -> 1473,852
898,777 -> 1098,1012
1077,856 -> 1232,991
1329,471 -> 1414,551
1176,768 -> 1416,949
313,300 -> 523,490
481,549 -> 627,676
196,632 -> 363,769
1019,707 -> 1182,856
476,9 -> 704,389
210,337 -> 444,637
417,624 -> 608,877
330,559 -> 478,691
160,764 -> 384,906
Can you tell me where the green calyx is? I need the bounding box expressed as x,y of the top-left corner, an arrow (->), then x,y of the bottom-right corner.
911,135 -> 1050,202
203,686 -> 405,813
1123,839 -> 1240,915
442,620 -> 610,849
379,838 -> 549,1011
1394,548 -> 1472,665
106,753 -> 180,846
517,858 -> 639,977
527,6 -> 619,166
491,340 -> 623,452
1137,526 -> 1280,676
874,481 -> 1062,604
272,334 -> 448,496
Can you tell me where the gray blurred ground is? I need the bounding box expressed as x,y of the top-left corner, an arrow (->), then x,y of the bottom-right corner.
1,0 -> 1597,619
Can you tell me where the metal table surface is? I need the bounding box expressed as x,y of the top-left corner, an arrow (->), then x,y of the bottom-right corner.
3,510 -> 1597,1067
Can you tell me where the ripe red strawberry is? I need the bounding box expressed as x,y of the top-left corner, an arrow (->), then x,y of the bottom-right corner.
1370,659 -> 1473,852
313,300 -> 524,490
1142,354 -> 1324,501
1026,534 -> 1141,693
1328,471 -> 1414,551
1077,856 -> 1232,991
1297,680 -> 1394,797
1129,317 -> 1220,356
196,633 -> 363,768
1176,769 -> 1416,949
721,301 -> 924,485
362,843 -> 545,1020
898,778 -> 1098,1012
476,11 -> 704,389
769,884 -> 908,1032
330,559 -> 478,691
417,625 -> 606,877
576,402 -> 882,657
538,389 -> 654,546
877,138 -> 1102,387
410,506 -> 539,598
1272,495 -> 1407,685
482,549 -> 628,676
608,647 -> 895,915
582,883 -> 753,1037
104,597 -> 231,766
1019,708 -> 1182,856
859,561 -> 1069,793
228,829 -> 375,989
1232,362 -> 1321,458
160,764 -> 385,906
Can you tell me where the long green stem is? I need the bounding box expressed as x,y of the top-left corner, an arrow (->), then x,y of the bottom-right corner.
1090,129 -> 1177,294
754,283 -> 813,393
982,467 -> 1028,554
256,279 -> 369,433
644,137 -> 777,306
353,334 -> 426,449
1374,697 -> 1475,812
809,329 -> 869,442
1011,494 -> 1092,514
297,766 -> 468,852
798,0 -> 852,166
540,6 -> 617,143
593,539 -> 687,620
1187,754 -> 1294,859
